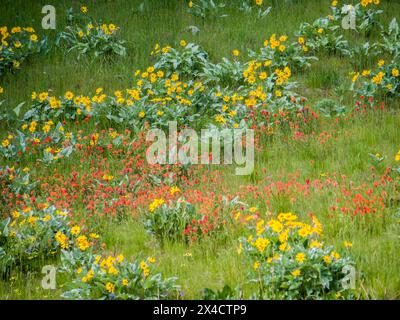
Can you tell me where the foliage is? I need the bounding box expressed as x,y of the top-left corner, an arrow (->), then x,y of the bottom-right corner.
56,7 -> 126,59
379,18 -> 400,60
297,17 -> 350,56
152,42 -> 209,78
144,197 -> 198,243
186,0 -> 228,19
314,99 -> 347,118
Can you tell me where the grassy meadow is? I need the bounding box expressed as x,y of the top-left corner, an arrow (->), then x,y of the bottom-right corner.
0,0 -> 400,300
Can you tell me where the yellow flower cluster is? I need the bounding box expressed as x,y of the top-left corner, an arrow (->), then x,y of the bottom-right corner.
1,135 -> 12,148
274,66 -> 292,86
170,186 -> 181,195
98,254 -> 124,275
149,198 -> 164,212
140,260 -> 150,277
360,0 -> 380,7
55,231 -> 69,249
248,212 -> 323,255
99,24 -> 118,36
76,235 -> 90,251
372,71 -> 385,84
150,43 -> 171,56
264,34 -> 288,52
0,25 -> 37,47
395,150 -> 400,162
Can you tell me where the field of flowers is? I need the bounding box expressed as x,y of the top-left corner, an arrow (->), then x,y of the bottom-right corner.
0,0 -> 399,300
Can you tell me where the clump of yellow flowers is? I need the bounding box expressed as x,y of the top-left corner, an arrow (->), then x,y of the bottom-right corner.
240,212 -> 355,299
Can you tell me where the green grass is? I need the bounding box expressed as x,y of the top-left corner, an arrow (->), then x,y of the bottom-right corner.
1,0 -> 400,299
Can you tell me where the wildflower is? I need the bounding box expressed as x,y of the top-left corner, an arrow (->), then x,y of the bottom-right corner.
256,220 -> 265,235
149,198 -> 164,212
39,92 -> 48,102
71,226 -> 81,235
249,207 -> 257,213
279,35 -> 287,42
232,49 -> 240,56
254,237 -> 270,253
392,68 -> 399,77
30,34 -> 38,42
351,71 -> 362,83
268,219 -> 283,233
170,186 -> 181,195
1,139 -> 10,148
372,72 -> 385,84
105,282 -> 115,293
291,269 -> 301,277
56,210 -> 68,217
55,231 -> 69,249
278,229 -> 289,243
310,240 -> 322,249
108,266 -> 118,275
279,242 -> 289,251
109,24 -> 117,32
76,235 -> 90,251
395,151 -> 400,162
140,260 -> 150,277
85,269 -> 94,282
102,174 -> 114,182
295,252 -> 306,264
12,211 -> 20,219
362,70 -> 371,77
253,261 -> 260,270
344,241 -> 353,248
331,251 -> 341,260
65,91 -> 74,100
215,115 -> 226,124
180,40 -> 187,47
122,279 -> 129,286
256,0 -> 263,5
323,255 -> 332,264
234,239 -> 243,255
81,6 -> 88,13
